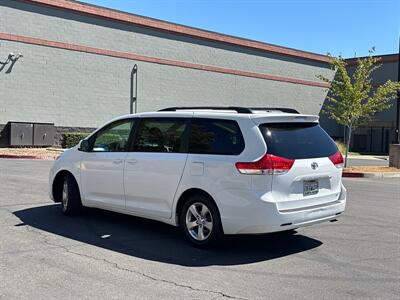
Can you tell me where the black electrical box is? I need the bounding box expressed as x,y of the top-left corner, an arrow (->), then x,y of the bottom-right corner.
9,122 -> 34,146
7,122 -> 55,147
33,123 -> 55,146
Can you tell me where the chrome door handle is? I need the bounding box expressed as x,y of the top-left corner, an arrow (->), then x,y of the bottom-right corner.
113,159 -> 123,164
126,159 -> 138,165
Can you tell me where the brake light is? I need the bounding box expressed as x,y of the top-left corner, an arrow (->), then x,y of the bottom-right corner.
329,151 -> 344,168
235,154 -> 294,175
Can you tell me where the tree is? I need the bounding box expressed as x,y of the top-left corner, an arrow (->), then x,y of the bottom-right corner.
318,51 -> 400,167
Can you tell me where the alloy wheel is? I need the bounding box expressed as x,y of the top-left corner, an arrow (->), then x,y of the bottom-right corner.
62,181 -> 68,212
185,202 -> 213,241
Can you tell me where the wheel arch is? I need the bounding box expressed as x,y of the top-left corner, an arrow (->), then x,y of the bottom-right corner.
52,170 -> 79,203
175,188 -> 221,227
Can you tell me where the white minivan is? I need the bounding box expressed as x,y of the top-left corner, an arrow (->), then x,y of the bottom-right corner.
49,107 -> 346,247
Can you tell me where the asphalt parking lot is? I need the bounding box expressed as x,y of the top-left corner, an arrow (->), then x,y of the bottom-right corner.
0,159 -> 399,299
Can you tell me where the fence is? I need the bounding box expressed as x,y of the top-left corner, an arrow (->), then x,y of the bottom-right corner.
350,126 -> 396,154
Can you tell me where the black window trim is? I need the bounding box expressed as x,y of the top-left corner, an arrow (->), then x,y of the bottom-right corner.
87,116 -> 245,155
128,117 -> 191,153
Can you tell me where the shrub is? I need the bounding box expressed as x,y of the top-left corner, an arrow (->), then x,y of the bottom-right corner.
61,133 -> 89,149
61,132 -> 123,149
93,133 -> 122,148
335,140 -> 346,155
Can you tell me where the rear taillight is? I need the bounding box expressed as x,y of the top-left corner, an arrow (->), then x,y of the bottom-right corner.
235,154 -> 294,175
329,151 -> 344,168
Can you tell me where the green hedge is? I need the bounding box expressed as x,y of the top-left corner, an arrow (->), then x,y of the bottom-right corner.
61,133 -> 89,149
94,133 -> 122,147
335,140 -> 346,155
61,132 -> 124,149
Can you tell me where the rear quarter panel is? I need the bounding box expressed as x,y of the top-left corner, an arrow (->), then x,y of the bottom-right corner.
172,117 -> 270,228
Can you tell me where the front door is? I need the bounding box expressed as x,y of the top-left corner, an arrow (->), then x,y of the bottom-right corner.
124,117 -> 189,218
80,118 -> 136,209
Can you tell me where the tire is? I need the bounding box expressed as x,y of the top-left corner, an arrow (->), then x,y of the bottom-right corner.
61,174 -> 83,216
180,194 -> 223,248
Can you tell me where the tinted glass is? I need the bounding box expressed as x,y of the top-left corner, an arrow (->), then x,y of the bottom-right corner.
92,119 -> 135,152
259,123 -> 338,159
188,119 -> 244,155
133,118 -> 187,153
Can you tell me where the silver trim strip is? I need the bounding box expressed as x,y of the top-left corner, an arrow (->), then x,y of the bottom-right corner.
279,200 -> 342,213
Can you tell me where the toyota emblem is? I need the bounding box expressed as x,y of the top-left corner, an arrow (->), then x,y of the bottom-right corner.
311,162 -> 318,170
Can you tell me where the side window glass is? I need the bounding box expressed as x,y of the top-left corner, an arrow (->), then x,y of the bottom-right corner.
133,118 -> 187,153
92,119 -> 135,152
188,119 -> 244,155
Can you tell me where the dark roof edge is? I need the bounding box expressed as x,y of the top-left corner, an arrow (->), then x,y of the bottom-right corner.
23,0 -> 331,63
345,53 -> 399,65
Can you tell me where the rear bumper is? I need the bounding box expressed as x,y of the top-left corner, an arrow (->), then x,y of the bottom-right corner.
219,184 -> 346,235
234,199 -> 345,234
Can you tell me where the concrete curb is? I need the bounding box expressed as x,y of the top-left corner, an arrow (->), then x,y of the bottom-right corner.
347,155 -> 389,161
342,172 -> 364,178
343,172 -> 400,178
361,172 -> 400,179
0,154 -> 55,160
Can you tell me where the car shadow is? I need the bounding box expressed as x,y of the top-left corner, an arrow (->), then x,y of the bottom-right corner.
14,204 -> 322,267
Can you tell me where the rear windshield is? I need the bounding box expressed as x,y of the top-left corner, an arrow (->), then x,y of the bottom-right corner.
259,123 -> 338,159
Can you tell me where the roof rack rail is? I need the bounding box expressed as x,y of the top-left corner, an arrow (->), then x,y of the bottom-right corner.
249,107 -> 299,114
158,106 -> 253,113
158,106 -> 299,114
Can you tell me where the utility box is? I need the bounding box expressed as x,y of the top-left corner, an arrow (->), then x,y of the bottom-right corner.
9,122 -> 34,146
389,144 -> 400,168
6,122 -> 56,147
33,123 -> 55,146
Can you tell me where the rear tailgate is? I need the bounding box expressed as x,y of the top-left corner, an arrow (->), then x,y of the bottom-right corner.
258,122 -> 343,211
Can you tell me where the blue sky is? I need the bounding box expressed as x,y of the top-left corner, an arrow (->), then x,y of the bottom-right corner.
80,0 -> 399,58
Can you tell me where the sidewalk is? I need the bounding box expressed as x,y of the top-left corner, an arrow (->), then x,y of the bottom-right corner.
0,148 -> 62,160
347,154 -> 388,160
343,166 -> 400,178
344,154 -> 399,178
347,155 -> 389,168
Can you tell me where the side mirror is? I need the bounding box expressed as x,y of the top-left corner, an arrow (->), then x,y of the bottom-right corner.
78,139 -> 90,152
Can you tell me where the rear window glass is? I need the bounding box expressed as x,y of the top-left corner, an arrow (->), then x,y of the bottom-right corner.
188,119 -> 244,155
259,123 -> 338,159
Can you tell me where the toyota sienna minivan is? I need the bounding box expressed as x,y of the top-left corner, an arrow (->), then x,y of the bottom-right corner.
50,107 -> 346,247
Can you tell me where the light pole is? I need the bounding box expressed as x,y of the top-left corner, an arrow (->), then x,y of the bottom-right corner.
130,64 -> 138,114
395,38 -> 400,144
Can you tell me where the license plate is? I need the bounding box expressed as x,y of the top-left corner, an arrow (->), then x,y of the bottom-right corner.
303,179 -> 319,196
